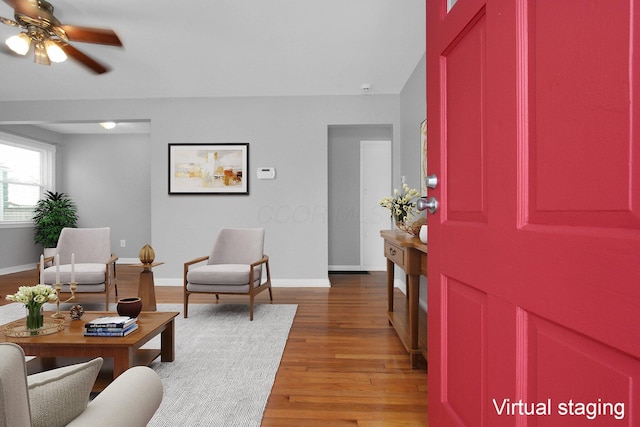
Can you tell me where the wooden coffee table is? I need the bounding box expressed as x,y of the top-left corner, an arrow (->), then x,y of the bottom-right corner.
0,310 -> 178,390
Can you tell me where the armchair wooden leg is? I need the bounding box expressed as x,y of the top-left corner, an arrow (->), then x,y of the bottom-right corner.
250,295 -> 254,321
268,287 -> 273,301
184,292 -> 189,318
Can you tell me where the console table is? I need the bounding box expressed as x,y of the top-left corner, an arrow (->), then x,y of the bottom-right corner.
380,230 -> 427,368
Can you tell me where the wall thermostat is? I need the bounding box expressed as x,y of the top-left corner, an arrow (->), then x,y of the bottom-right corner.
257,167 -> 276,179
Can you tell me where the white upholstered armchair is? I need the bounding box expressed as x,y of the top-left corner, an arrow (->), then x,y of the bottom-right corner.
0,342 -> 163,427
183,227 -> 272,320
38,227 -> 118,310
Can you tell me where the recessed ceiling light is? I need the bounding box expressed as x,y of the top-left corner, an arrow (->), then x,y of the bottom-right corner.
99,122 -> 117,130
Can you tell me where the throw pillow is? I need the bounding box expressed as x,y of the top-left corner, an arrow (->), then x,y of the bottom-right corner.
27,358 -> 102,427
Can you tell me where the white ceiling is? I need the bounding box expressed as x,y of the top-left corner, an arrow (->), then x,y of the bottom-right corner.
0,0 -> 426,103
28,120 -> 152,134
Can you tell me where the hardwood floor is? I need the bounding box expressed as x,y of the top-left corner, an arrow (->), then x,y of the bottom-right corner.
0,268 -> 428,426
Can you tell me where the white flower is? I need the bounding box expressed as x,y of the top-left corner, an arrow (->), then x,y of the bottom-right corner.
379,184 -> 421,223
6,284 -> 58,308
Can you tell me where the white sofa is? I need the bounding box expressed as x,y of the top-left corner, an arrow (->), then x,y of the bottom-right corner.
0,342 -> 163,427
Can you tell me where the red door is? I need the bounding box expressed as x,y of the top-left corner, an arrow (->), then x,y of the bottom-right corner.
426,0 -> 640,426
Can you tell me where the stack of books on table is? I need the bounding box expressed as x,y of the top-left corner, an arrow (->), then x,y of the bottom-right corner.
84,316 -> 138,337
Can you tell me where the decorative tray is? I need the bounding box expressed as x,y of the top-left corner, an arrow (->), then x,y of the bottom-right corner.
3,318 -> 65,337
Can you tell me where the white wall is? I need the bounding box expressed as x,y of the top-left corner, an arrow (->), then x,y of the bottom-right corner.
400,54 -> 427,190
149,96 -> 400,285
399,54 -> 427,309
60,134 -> 151,259
0,95 -> 401,285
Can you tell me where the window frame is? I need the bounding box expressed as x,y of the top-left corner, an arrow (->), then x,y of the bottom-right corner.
0,131 -> 56,228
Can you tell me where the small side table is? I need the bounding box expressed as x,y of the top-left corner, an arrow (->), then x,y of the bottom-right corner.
127,262 -> 164,311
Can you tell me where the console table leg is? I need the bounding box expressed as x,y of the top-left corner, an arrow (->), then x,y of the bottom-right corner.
387,258 -> 394,312
408,274 -> 420,368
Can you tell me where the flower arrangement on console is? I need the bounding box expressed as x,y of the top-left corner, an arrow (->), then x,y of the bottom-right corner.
379,183 -> 421,230
6,285 -> 58,330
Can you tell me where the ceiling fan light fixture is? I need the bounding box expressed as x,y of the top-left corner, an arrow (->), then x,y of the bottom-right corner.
6,32 -> 31,55
33,42 -> 51,65
99,122 -> 117,130
45,39 -> 67,63
1,0 -> 123,73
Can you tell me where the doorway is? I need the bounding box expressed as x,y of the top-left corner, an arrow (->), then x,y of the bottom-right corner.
328,125 -> 393,272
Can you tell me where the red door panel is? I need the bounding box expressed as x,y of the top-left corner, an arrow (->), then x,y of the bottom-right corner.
443,279 -> 486,425
427,0 -> 640,426
529,315 -> 640,427
444,11 -> 487,222
529,0 -> 639,227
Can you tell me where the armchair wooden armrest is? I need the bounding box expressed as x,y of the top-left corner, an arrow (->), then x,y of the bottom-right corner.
184,255 -> 210,268
183,256 -> 210,284
250,255 -> 271,285
251,255 -> 269,268
105,253 -> 119,303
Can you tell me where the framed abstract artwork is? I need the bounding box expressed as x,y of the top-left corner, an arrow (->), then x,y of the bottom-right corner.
420,119 -> 427,194
168,143 -> 249,194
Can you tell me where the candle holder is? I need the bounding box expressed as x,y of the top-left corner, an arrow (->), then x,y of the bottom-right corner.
51,282 -> 77,319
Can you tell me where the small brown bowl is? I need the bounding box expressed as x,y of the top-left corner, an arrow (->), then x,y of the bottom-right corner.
116,297 -> 142,318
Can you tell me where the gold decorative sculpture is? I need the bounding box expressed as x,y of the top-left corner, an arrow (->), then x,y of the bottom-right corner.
139,244 -> 155,265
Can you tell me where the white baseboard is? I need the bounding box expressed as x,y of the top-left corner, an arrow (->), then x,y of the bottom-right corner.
395,279 -> 406,294
0,264 -> 34,276
328,265 -> 361,271
154,278 -> 182,287
1,261 -> 331,289
116,258 -> 140,265
272,279 -> 331,287
1,259 -> 139,276
155,277 -> 331,288
328,265 -> 386,272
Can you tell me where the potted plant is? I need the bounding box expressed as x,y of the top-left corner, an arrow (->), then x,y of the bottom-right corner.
379,183 -> 421,234
32,191 -> 78,250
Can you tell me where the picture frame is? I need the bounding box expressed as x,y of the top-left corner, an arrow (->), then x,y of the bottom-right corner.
420,119 -> 427,194
168,143 -> 249,194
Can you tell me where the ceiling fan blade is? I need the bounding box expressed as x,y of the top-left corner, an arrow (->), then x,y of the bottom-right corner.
60,25 -> 122,46
3,0 -> 39,17
2,0 -> 22,7
0,15 -> 19,26
60,43 -> 110,74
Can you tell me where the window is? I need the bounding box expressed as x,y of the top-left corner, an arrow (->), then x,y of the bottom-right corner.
0,132 -> 55,225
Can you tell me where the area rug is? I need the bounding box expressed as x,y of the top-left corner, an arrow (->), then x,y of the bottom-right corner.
0,302 -> 297,427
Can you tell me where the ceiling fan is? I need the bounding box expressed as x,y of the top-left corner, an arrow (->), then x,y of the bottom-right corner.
0,0 -> 122,74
